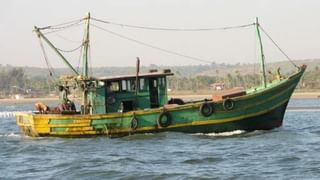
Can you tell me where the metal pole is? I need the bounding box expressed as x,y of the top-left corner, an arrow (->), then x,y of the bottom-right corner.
82,12 -> 90,78
82,13 -> 91,114
135,57 -> 140,108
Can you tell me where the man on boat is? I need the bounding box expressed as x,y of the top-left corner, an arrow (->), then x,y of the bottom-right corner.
58,85 -> 76,112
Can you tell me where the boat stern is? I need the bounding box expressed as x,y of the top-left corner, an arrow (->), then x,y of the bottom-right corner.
16,113 -> 40,137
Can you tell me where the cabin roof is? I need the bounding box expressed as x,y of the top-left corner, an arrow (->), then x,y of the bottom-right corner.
97,71 -> 174,81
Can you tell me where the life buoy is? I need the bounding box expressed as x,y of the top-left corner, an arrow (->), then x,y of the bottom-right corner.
130,116 -> 138,130
200,102 -> 214,117
157,111 -> 172,128
223,98 -> 234,110
107,95 -> 116,105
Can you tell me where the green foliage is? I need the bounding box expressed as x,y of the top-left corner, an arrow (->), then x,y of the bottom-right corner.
167,73 -> 261,91
0,66 -> 51,97
301,69 -> 320,89
0,59 -> 319,97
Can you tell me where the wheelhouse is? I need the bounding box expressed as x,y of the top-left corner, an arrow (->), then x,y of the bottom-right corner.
88,70 -> 173,114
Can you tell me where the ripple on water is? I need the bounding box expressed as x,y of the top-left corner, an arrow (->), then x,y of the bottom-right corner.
276,156 -> 301,164
182,157 -> 224,164
1,101 -> 320,179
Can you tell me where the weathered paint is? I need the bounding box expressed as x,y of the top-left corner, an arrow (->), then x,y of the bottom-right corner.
16,65 -> 306,138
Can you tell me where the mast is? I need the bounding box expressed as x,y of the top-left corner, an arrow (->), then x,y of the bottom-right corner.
256,17 -> 267,88
34,26 -> 79,76
135,57 -> 140,108
82,13 -> 91,114
82,12 -> 90,78
135,57 -> 140,96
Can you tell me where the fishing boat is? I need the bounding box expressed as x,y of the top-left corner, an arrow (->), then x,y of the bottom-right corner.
16,14 -> 306,137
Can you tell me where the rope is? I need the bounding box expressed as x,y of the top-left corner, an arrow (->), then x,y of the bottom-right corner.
43,22 -> 84,35
38,18 -> 84,30
55,42 -> 84,53
77,41 -> 84,72
91,17 -> 255,31
253,26 -> 258,75
55,33 -> 83,44
91,23 -> 212,64
38,37 -> 57,78
259,25 -> 298,68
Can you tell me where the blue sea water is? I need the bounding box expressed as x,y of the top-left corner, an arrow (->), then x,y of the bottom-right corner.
0,99 -> 320,179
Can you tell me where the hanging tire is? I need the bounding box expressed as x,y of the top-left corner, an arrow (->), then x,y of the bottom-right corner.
157,111 -> 172,128
200,102 -> 214,117
223,98 -> 234,111
130,116 -> 138,130
107,95 -> 116,105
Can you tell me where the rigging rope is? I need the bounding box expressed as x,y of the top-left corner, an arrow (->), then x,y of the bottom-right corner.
55,33 -> 83,44
38,18 -> 84,30
55,42 -> 84,53
35,16 -> 297,75
259,25 -> 298,68
43,22 -> 84,35
77,41 -> 84,72
91,23 -> 212,64
37,37 -> 58,79
91,17 -> 255,31
253,25 -> 258,75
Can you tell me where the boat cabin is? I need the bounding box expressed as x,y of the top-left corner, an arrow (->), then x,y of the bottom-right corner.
88,69 -> 173,114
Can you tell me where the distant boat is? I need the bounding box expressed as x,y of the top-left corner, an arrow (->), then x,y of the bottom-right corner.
16,14 -> 306,137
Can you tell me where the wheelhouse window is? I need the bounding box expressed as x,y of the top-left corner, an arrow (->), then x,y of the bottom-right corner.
153,79 -> 157,87
121,80 -> 127,91
159,77 -> 166,87
106,81 -> 120,92
118,79 -> 136,92
140,78 -> 146,91
129,79 -> 136,91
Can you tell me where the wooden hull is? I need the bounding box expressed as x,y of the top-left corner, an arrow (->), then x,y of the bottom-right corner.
16,66 -> 306,138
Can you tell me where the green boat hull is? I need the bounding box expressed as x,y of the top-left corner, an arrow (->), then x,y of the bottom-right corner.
16,65 -> 306,138
166,101 -> 288,134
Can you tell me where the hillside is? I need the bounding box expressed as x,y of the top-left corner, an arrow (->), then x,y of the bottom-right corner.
2,59 -> 319,78
197,59 -> 320,77
0,59 -> 319,98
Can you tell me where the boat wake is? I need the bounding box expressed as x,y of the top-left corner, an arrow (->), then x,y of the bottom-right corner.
193,130 -> 246,137
0,111 -> 33,118
0,132 -> 21,137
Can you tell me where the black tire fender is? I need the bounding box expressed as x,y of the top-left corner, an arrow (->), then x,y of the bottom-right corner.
199,102 -> 214,117
223,98 -> 235,111
131,116 -> 138,130
157,111 -> 172,128
107,95 -> 116,105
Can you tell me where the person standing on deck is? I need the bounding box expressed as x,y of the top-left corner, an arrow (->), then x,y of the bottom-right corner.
59,85 -> 68,104
58,85 -> 75,111
58,85 -> 68,111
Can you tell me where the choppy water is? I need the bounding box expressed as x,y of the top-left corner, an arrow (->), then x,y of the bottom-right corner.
0,99 -> 320,179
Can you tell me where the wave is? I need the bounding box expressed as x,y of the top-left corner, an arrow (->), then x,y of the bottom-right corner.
0,111 -> 33,118
193,130 -> 246,137
0,132 -> 21,137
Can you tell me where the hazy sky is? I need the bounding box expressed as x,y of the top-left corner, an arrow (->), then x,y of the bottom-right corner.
0,0 -> 319,68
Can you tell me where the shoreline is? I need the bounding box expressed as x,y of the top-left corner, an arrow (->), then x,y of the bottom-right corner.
0,92 -> 319,104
